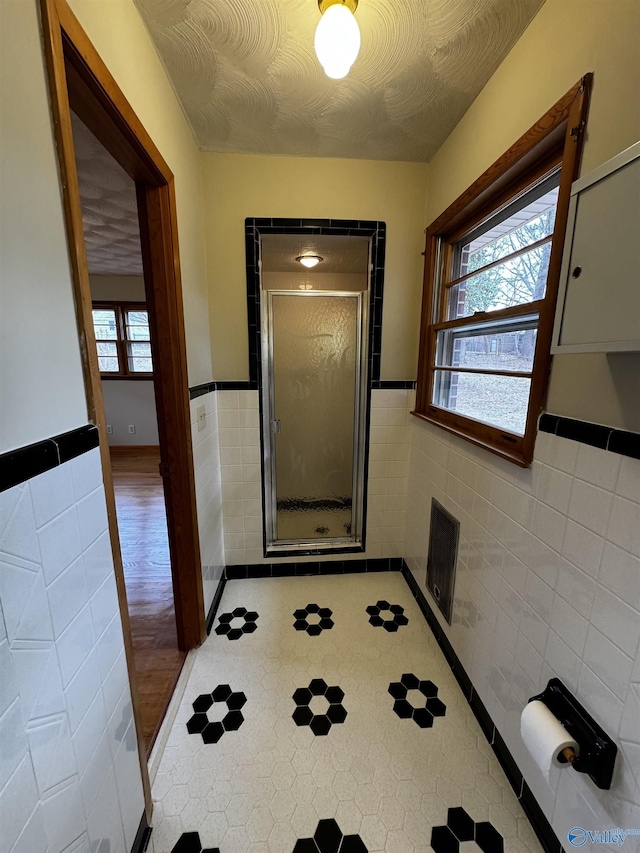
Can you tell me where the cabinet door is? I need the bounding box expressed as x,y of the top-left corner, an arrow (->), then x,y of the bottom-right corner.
559,157 -> 640,349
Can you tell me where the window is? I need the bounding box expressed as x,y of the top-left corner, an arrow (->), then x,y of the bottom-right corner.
414,76 -> 592,466
92,302 -> 153,377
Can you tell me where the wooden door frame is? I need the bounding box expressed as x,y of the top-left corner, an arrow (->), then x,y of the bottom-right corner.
39,0 -> 207,813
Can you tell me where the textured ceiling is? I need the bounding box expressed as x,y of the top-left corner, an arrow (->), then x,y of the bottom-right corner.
261,234 -> 370,272
135,0 -> 544,162
71,113 -> 143,276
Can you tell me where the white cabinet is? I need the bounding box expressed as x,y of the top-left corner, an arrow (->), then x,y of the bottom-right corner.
552,141 -> 640,353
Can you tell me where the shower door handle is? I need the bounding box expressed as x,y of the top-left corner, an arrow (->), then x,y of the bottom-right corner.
271,419 -> 281,435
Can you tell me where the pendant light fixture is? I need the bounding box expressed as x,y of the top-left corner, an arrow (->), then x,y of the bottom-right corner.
314,0 -> 361,80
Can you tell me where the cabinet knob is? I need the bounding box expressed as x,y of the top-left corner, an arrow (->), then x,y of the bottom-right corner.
571,265 -> 583,279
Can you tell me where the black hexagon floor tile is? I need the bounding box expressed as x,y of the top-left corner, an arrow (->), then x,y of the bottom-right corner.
186,685 -> 247,743
365,600 -> 409,632
215,607 -> 259,639
292,680 -> 347,736
388,673 -> 447,728
293,603 -> 335,635
292,818 -> 369,852
431,807 -> 505,853
170,831 -> 220,853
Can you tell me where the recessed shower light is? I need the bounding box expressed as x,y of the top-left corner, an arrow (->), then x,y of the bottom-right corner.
296,254 -> 323,268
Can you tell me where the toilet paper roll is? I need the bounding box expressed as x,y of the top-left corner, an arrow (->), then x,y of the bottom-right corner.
520,700 -> 579,778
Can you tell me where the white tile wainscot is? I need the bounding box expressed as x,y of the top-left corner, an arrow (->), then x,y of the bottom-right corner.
0,448 -> 145,853
217,388 -> 411,566
404,414 -> 640,846
190,392 -> 225,614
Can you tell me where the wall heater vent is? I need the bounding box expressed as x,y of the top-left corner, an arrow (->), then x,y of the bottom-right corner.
426,499 -> 460,625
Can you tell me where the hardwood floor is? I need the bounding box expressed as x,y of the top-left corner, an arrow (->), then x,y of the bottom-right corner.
110,448 -> 186,755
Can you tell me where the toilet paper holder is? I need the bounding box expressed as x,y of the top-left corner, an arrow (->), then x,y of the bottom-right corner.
528,678 -> 617,789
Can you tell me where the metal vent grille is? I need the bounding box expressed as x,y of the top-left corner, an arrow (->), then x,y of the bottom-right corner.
426,499 -> 460,625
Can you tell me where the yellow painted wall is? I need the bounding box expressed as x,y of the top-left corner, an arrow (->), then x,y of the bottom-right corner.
425,0 -> 640,430
202,154 -> 429,380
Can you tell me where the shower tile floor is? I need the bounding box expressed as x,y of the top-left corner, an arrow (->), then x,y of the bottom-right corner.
276,508 -> 353,541
150,573 -> 544,853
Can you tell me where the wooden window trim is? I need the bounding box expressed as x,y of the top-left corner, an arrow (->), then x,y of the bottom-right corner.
414,75 -> 593,467
92,301 -> 153,378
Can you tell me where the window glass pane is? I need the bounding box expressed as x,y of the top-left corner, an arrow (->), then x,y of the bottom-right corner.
97,341 -> 119,373
96,341 -> 117,357
127,325 -> 150,341
460,185 -> 559,274
92,308 -> 118,340
436,328 -> 537,372
126,310 -> 149,325
128,342 -> 151,357
129,357 -> 153,373
126,325 -> 150,341
447,241 -> 553,319
433,371 -> 531,435
126,310 -> 150,341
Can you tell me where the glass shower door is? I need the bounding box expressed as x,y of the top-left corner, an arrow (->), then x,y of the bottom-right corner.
264,291 -> 365,547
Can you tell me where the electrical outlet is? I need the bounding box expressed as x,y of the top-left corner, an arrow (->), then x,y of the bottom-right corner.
128,424 -> 136,434
106,425 -> 113,434
197,405 -> 206,432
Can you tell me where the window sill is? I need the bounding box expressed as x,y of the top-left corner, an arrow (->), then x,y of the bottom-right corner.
99,374 -> 154,381
410,408 -> 531,468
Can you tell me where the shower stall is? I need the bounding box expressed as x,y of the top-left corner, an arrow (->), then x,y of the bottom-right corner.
259,235 -> 371,554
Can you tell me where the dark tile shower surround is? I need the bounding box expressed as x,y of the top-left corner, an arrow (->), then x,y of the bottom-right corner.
189,218 -> 388,402
244,217 -> 387,390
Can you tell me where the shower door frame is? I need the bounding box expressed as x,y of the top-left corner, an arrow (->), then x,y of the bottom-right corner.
261,289 -> 370,556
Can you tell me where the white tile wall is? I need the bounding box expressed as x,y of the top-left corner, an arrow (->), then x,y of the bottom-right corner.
190,393 -> 225,614
0,448 -> 144,853
404,414 -> 640,843
217,388 -> 411,566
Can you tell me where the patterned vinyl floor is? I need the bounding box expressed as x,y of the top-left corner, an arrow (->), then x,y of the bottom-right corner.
149,573 -> 544,853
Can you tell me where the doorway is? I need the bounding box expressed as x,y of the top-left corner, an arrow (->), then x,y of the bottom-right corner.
70,113 -> 186,753
259,234 -> 371,554
40,0 -> 207,811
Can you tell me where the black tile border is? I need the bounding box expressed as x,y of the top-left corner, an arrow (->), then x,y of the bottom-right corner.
244,218 -> 386,389
189,380 -> 257,400
205,577 -> 227,635
0,424 -> 100,493
608,429 -> 640,460
188,382 -> 212,400
401,561 -> 564,853
190,378 -> 415,399
539,413 -> 640,460
131,812 -> 152,853
224,557 -> 403,580
371,380 -> 417,390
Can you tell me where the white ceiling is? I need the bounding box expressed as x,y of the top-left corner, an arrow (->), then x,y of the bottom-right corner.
261,234 -> 370,272
71,1 -> 546,274
135,0 -> 544,162
71,113 -> 144,277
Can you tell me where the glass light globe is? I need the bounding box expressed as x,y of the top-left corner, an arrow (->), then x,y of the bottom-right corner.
297,255 -> 323,268
314,4 -> 361,80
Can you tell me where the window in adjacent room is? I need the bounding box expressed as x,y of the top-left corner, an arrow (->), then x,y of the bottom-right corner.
92,302 -> 153,376
414,75 -> 592,466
